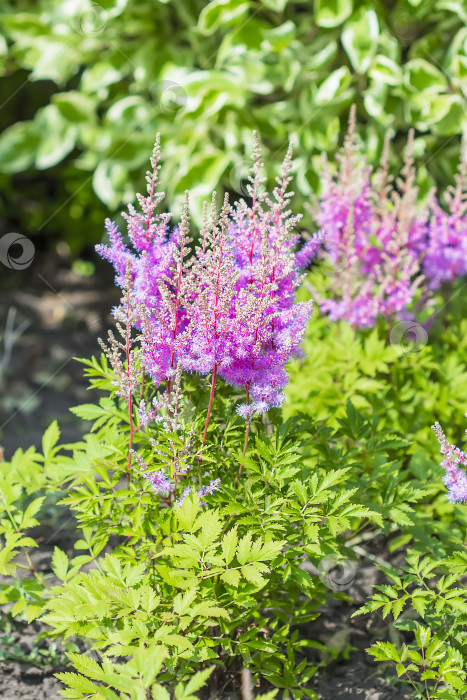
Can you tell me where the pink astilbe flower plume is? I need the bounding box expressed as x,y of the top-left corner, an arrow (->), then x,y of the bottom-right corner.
226,136 -> 317,415
176,478 -> 221,508
185,191 -> 239,377
139,192 -> 194,386
423,144 -> 467,289
97,136 -> 177,319
130,451 -> 172,496
314,106 -> 430,327
97,133 -> 317,452
432,422 -> 467,503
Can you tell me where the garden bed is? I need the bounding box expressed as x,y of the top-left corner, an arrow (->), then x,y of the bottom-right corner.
1,258 -> 414,699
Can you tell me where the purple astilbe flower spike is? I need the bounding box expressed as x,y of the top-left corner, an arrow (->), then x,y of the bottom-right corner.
176,486 -> 191,508
183,192 -> 241,443
97,136 -> 172,291
316,107 -> 374,278
139,193 -> 194,387
97,137 -> 183,353
424,145 -> 467,289
185,191 -> 239,377
129,450 -> 172,496
198,478 -> 221,504
314,107 -> 431,327
224,137 -> 316,414
199,478 -> 221,497
137,399 -> 158,427
97,133 -> 317,439
144,470 -> 172,496
176,479 -> 221,508
96,218 -> 136,289
432,422 -> 467,503
295,232 -> 323,270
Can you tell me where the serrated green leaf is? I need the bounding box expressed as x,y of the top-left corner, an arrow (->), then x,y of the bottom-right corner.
52,546 -> 69,581
220,569 -> 241,587
221,527 -> 238,565
42,420 -> 60,459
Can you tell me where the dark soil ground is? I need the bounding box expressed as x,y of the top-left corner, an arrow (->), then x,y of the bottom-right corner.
0,253 -> 117,456
0,254 -> 413,699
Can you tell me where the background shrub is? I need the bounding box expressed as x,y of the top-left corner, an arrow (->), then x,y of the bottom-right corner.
286,278 -> 467,504
1,0 -> 466,251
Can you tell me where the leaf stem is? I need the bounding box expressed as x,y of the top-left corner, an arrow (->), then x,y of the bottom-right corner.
124,284 -> 133,486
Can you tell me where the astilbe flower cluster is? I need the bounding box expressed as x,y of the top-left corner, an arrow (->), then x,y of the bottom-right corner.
97,134 -> 317,501
423,146 -> 467,290
97,133 -> 317,420
176,478 -> 221,508
225,140 -> 321,415
432,422 -> 467,503
313,106 -> 430,328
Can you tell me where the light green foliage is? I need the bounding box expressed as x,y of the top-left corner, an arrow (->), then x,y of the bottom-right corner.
1,350 -> 451,698
56,646 -> 214,700
2,281 -> 467,697
0,0 -> 465,249
0,422 -> 61,622
38,355 -> 354,696
356,551 -> 467,698
287,279 -> 467,467
286,279 -> 467,698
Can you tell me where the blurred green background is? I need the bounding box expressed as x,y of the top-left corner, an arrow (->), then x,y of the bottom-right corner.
0,0 -> 466,253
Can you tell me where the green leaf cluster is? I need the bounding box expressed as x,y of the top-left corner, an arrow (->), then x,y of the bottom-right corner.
0,1 -> 465,250
286,278 -> 467,698
356,551 -> 467,698
2,351 -> 447,698
288,278 -> 467,471
2,277 -> 467,698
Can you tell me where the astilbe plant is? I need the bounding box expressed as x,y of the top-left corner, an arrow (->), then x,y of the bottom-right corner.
423,145 -> 467,290
94,135 -> 322,509
3,138 -> 389,700
7,135 -> 461,700
97,134 -> 319,450
312,109 -> 467,329
311,106 -> 430,328
0,399 -> 399,699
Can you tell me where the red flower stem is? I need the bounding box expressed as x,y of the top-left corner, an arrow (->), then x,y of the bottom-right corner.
199,203 -> 224,448
243,385 -> 251,455
124,288 -> 133,486
170,232 -> 185,370
202,365 -> 218,446
126,395 -> 134,486
242,420 -> 250,457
